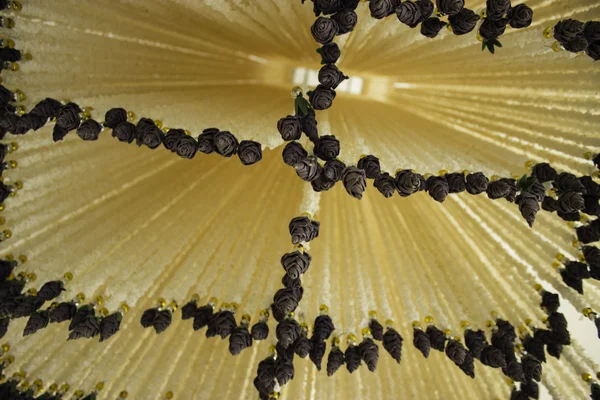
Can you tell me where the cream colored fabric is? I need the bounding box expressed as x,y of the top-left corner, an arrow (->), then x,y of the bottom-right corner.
0,0 -> 599,399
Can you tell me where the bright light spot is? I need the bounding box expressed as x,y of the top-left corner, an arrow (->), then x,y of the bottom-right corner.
394,82 -> 416,89
292,67 -> 364,95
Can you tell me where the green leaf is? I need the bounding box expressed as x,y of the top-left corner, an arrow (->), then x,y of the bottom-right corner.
482,40 -> 487,51
294,96 -> 310,117
316,48 -> 322,54
487,42 -> 495,54
493,38 -> 503,47
517,174 -> 529,189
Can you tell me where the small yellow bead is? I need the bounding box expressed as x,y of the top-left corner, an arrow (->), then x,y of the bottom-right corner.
242,314 -> 251,323
524,160 -> 535,169
460,320 -> 470,329
542,316 -> 548,323
361,327 -> 372,336
552,261 -> 562,270
0,204 -> 5,212
368,310 -> 377,319
319,304 -> 329,313
567,221 -> 576,229
208,297 -> 218,306
583,373 -> 593,382
268,345 -> 277,355
191,294 -> 200,303
165,391 -> 174,399
27,288 -> 37,296
76,293 -> 85,302
5,355 -> 13,364
291,86 -> 302,98
11,1 -> 22,11
300,211 -> 312,219
14,90 -> 25,102
385,319 -> 394,328
584,151 -> 593,160
161,127 -> 170,133
461,169 -> 470,176
60,383 -> 70,392
443,329 -> 452,336
74,389 -> 84,398
260,309 -> 269,318
95,296 -> 104,306
1,344 -> 9,352
120,303 -> 129,313
524,318 -> 532,326
552,41 -> 562,52
99,307 -> 109,317
49,384 -> 58,392
158,298 -> 166,308
15,181 -> 23,189
154,120 -> 163,129
438,169 -> 448,176
22,53 -> 31,62
119,390 -> 128,398
543,27 -> 553,39
9,143 -> 17,152
490,175 -> 500,182
10,62 -> 19,72
485,320 -> 495,328
346,333 -> 356,343
424,315 -> 434,324
63,272 -> 73,281
573,240 -> 582,248
332,336 -> 340,346
476,31 -> 483,42
556,253 -> 564,262
3,230 -> 11,239
533,283 -> 542,292
94,382 -> 104,392
411,321 -> 421,328
169,301 -> 178,311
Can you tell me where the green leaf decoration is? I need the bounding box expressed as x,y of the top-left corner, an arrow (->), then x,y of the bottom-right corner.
294,96 -> 311,117
487,41 -> 495,54
493,38 -> 502,47
316,48 -> 322,54
482,40 -> 487,51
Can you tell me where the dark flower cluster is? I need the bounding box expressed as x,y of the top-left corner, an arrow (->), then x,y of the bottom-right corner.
551,20 -> 600,61
478,1 -> 533,54
0,263 -> 125,343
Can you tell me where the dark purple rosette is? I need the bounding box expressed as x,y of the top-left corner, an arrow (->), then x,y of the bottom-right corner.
282,141 -> 308,166
445,172 -> 466,193
421,17 -> 447,38
53,103 -> 82,142
343,166 -> 367,199
449,8 -> 480,35
311,174 -> 336,192
197,127 -> 218,154
281,250 -> 312,279
214,130 -> 239,157
103,108 -> 128,129
277,115 -> 302,141
31,98 -> 62,120
485,0 -> 510,21
479,17 -> 508,39
163,128 -> 185,152
295,156 -> 322,182
237,140 -> 262,165
175,134 -> 198,159
374,172 -> 396,198
507,4 -> 533,29
308,85 -> 337,110
563,36 -> 588,53
318,43 -> 341,64
332,9 -> 358,34
369,0 -> 396,19
76,119 -> 102,141
311,17 -> 339,44
416,0 -> 434,18
426,176 -> 449,203
396,1 -> 423,28
357,155 -> 381,179
585,41 -> 600,61
324,159 -> 346,182
315,0 -> 342,15
314,135 -> 340,161
112,121 -> 136,143
135,118 -> 164,149
583,21 -> 600,42
318,64 -> 348,89
395,169 -> 422,196
436,0 -> 464,16
553,19 -> 585,44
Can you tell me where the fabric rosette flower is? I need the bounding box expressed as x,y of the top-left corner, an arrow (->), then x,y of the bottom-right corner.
311,17 -> 339,44
396,2 -> 423,28
308,85 -> 337,110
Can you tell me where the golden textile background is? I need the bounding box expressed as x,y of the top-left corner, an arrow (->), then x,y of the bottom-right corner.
0,0 -> 599,398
